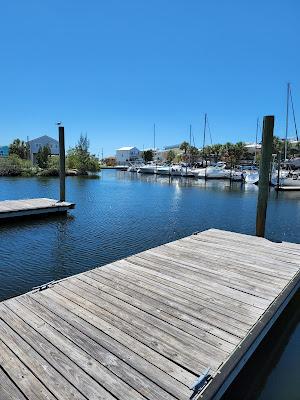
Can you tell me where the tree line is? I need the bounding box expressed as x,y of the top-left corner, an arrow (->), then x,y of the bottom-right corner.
162,137 -> 300,166
0,135 -> 100,177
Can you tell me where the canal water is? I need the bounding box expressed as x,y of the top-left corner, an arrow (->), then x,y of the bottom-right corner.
0,170 -> 299,399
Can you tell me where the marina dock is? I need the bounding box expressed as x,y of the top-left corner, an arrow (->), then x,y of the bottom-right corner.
0,198 -> 75,220
0,228 -> 299,400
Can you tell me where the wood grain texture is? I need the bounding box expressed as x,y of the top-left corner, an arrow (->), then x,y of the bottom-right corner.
0,365 -> 27,400
0,228 -> 299,400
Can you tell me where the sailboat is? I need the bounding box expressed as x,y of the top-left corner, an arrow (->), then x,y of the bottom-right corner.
272,170 -> 300,188
193,114 -> 209,177
274,82 -> 300,189
139,124 -> 158,174
181,125 -> 195,177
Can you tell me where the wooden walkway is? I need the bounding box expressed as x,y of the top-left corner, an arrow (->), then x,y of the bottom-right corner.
0,198 -> 75,220
0,229 -> 299,400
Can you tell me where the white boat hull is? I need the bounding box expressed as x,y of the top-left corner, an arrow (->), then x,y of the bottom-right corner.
198,167 -> 231,179
138,167 -> 157,174
171,169 -> 182,176
181,168 -> 195,177
245,172 -> 259,184
156,167 -> 171,175
271,174 -> 300,187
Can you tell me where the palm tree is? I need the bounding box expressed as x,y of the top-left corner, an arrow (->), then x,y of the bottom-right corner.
180,141 -> 190,154
179,141 -> 190,162
166,150 -> 176,164
273,136 -> 284,154
210,144 -> 223,163
233,142 -> 246,166
189,146 -> 199,164
202,145 -> 212,166
223,142 -> 235,167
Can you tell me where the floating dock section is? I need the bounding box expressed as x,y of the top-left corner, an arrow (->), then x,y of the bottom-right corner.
0,229 -> 299,400
0,198 -> 75,220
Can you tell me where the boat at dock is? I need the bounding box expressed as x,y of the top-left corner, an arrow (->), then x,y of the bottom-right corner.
232,166 -> 258,182
127,162 -> 144,172
170,165 -> 183,176
138,163 -> 157,174
181,166 -> 195,177
197,162 -> 231,179
156,165 -> 172,175
271,170 -> 300,189
191,167 -> 206,178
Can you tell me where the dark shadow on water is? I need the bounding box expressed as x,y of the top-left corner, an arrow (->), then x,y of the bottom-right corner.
0,212 -> 74,230
222,291 -> 300,400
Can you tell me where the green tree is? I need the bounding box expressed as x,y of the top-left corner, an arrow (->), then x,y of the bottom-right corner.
174,153 -> 182,163
223,142 -> 235,167
273,136 -> 284,154
179,141 -> 190,154
36,145 -> 51,169
210,144 -> 223,162
189,146 -> 199,163
9,139 -> 29,159
233,142 -> 246,165
142,149 -> 154,162
67,134 -> 100,174
166,150 -> 176,164
202,145 -> 212,166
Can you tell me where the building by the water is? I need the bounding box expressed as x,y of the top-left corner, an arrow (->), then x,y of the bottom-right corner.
115,146 -> 141,165
0,145 -> 9,157
28,135 -> 59,163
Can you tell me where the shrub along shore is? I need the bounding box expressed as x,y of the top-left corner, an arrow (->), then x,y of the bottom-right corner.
0,156 -> 89,177
1,134 -> 100,177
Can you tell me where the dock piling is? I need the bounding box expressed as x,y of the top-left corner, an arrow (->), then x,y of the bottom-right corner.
256,115 -> 274,237
59,126 -> 66,202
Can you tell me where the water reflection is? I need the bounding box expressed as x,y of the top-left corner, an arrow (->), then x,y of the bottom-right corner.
116,171 -> 260,192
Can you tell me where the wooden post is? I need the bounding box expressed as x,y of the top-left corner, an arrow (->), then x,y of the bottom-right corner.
59,126 -> 66,202
256,116 -> 274,237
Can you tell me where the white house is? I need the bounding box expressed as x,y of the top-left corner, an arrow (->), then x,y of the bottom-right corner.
115,146 -> 140,165
244,142 -> 262,154
28,135 -> 59,163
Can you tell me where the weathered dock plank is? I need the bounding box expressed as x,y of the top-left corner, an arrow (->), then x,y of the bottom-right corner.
0,198 -> 75,220
0,228 -> 299,400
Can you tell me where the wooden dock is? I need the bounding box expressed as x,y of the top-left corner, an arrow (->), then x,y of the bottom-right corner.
0,229 -> 299,400
0,198 -> 75,220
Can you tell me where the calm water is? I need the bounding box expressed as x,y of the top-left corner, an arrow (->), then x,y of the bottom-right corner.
0,170 -> 299,399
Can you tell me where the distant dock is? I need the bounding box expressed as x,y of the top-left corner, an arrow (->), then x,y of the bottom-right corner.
0,198 -> 75,220
0,229 -> 299,399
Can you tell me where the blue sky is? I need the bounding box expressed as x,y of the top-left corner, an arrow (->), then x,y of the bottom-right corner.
0,0 -> 299,156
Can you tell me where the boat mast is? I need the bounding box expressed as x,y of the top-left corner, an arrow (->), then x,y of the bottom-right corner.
153,123 -> 156,168
290,86 -> 299,142
254,117 -> 259,164
284,82 -> 290,161
203,113 -> 207,151
189,124 -> 192,165
202,113 -> 207,165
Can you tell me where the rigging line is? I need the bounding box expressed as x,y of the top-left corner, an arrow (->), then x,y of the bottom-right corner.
207,118 -> 213,145
202,114 -> 207,151
289,88 -> 299,141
